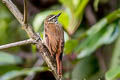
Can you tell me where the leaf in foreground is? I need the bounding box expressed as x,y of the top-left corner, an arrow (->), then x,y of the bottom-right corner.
0,67 -> 47,80
105,67 -> 120,80
0,52 -> 22,65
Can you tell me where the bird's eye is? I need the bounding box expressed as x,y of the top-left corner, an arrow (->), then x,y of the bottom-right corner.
48,15 -> 58,23
48,16 -> 55,21
53,19 -> 57,22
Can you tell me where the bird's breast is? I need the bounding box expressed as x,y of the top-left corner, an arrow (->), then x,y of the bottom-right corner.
46,23 -> 61,34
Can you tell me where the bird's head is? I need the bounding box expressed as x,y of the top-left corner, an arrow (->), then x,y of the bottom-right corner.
45,12 -> 62,23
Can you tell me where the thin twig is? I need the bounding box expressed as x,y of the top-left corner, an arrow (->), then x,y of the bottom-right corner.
85,5 -> 96,26
0,39 -> 35,50
2,0 -> 60,80
23,0 -> 27,24
95,49 -> 106,72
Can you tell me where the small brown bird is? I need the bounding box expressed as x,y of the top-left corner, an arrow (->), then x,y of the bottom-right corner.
43,12 -> 64,76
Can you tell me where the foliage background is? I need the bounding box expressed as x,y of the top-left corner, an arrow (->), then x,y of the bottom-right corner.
0,0 -> 120,80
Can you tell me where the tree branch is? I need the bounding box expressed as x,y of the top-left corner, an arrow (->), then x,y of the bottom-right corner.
2,0 -> 38,39
0,39 -> 35,50
2,0 -> 61,80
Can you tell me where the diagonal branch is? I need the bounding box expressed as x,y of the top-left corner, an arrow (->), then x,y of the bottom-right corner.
0,39 -> 35,50
2,0 -> 38,39
2,0 -> 61,80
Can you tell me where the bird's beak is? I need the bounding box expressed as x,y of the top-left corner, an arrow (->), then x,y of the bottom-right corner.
55,12 -> 62,18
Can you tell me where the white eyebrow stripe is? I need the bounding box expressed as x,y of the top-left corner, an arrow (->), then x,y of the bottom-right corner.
48,15 -> 56,21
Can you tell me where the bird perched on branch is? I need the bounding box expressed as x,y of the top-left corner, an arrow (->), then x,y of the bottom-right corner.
43,12 -> 64,77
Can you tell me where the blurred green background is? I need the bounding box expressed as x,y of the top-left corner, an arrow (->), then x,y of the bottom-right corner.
0,0 -> 120,80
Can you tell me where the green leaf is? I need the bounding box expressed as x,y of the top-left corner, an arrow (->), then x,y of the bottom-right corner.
105,67 -> 120,80
59,0 -> 74,11
58,12 -> 69,30
59,0 -> 89,34
0,65 -> 21,75
0,2 -> 12,21
75,0 -> 89,18
0,5 -> 12,44
87,18 -> 108,36
72,0 -> 81,9
0,52 -> 22,65
74,9 -> 120,58
72,56 -> 99,80
75,23 -> 119,59
110,33 -> 120,69
94,0 -> 100,11
0,67 -> 47,80
64,39 -> 78,54
87,9 -> 120,36
106,30 -> 120,80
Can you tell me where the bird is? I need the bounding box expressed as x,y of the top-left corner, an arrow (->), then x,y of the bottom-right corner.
43,12 -> 64,77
